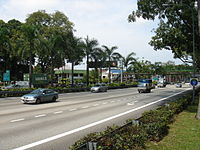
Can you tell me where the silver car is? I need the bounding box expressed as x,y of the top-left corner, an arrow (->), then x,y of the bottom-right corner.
21,89 -> 58,104
91,84 -> 108,93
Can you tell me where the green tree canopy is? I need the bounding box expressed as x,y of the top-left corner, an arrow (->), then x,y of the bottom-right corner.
129,0 -> 200,67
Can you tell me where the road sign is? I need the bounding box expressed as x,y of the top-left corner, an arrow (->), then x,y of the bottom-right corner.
190,78 -> 198,86
3,70 -> 10,81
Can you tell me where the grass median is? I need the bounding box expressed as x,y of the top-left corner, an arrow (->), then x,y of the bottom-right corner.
146,101 -> 200,150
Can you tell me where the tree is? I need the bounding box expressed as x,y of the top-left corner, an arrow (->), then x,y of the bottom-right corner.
0,20 -> 10,76
21,23 -> 38,87
121,52 -> 137,71
94,48 -> 107,83
89,47 -> 104,83
26,10 -> 74,86
196,0 -> 200,119
67,35 -> 84,86
129,0 -> 199,67
102,45 -> 121,84
83,36 -> 99,86
6,19 -> 29,80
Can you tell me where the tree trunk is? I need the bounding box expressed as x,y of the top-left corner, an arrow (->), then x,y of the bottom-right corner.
86,54 -> 89,86
198,0 -> 200,35
29,54 -> 32,88
29,42 -> 33,88
50,60 -> 54,87
100,68 -> 102,83
196,0 -> 200,119
108,58 -> 111,84
196,93 -> 200,119
94,60 -> 98,83
71,61 -> 74,87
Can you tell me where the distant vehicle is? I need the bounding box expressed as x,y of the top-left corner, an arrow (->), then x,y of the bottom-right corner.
137,79 -> 153,93
91,84 -> 108,93
21,89 -> 58,104
1,84 -> 24,90
157,77 -> 166,88
157,82 -> 166,88
175,83 -> 182,88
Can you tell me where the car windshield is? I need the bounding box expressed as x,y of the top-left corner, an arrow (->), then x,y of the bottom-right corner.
31,89 -> 43,94
94,84 -> 101,87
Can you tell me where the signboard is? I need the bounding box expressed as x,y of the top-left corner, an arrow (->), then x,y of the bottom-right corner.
24,74 -> 48,85
3,70 -> 10,81
190,78 -> 198,86
32,74 -> 48,85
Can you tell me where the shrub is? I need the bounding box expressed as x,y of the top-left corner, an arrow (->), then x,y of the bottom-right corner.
97,125 -> 147,150
142,122 -> 169,141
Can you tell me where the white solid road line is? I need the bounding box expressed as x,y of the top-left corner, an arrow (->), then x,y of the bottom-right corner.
13,88 -> 190,150
10,118 -> 25,123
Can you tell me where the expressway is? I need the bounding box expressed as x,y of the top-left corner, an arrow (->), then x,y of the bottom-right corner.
0,84 -> 191,150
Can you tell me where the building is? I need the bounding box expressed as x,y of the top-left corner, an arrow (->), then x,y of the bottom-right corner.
55,69 -> 86,83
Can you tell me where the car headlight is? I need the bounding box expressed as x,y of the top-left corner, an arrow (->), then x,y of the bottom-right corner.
30,97 -> 36,100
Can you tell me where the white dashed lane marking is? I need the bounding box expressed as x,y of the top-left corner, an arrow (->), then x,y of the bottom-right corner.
10,118 -> 25,123
35,114 -> 46,118
10,97 -> 130,123
54,111 -> 63,114
69,108 -> 77,111
82,106 -> 89,109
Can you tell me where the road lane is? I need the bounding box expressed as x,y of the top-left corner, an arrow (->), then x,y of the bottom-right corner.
0,85 -> 191,150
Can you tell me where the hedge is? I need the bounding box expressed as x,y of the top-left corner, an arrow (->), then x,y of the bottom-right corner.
0,83 -> 137,98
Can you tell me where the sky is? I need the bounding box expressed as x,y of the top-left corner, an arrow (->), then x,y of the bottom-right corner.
0,0 -> 183,68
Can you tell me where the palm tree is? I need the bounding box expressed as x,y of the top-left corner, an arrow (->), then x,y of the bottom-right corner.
83,36 -> 99,86
96,49 -> 107,83
122,52 -> 137,71
89,47 -> 105,83
117,52 -> 137,82
102,45 -> 121,84
67,35 -> 84,86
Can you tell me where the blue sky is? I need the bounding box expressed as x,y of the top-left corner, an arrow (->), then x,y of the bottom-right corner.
0,0 -> 182,66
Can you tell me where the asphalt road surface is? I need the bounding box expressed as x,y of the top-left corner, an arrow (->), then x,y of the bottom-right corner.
0,84 -> 192,150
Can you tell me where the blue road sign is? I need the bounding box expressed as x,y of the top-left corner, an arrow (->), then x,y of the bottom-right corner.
3,70 -> 10,81
190,78 -> 198,86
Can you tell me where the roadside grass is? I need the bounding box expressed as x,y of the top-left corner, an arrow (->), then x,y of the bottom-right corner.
146,101 -> 200,150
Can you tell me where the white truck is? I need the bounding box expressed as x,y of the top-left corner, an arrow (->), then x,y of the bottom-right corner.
137,79 -> 153,93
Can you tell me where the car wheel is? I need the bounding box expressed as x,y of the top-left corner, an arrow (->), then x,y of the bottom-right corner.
52,97 -> 56,102
36,98 -> 41,104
